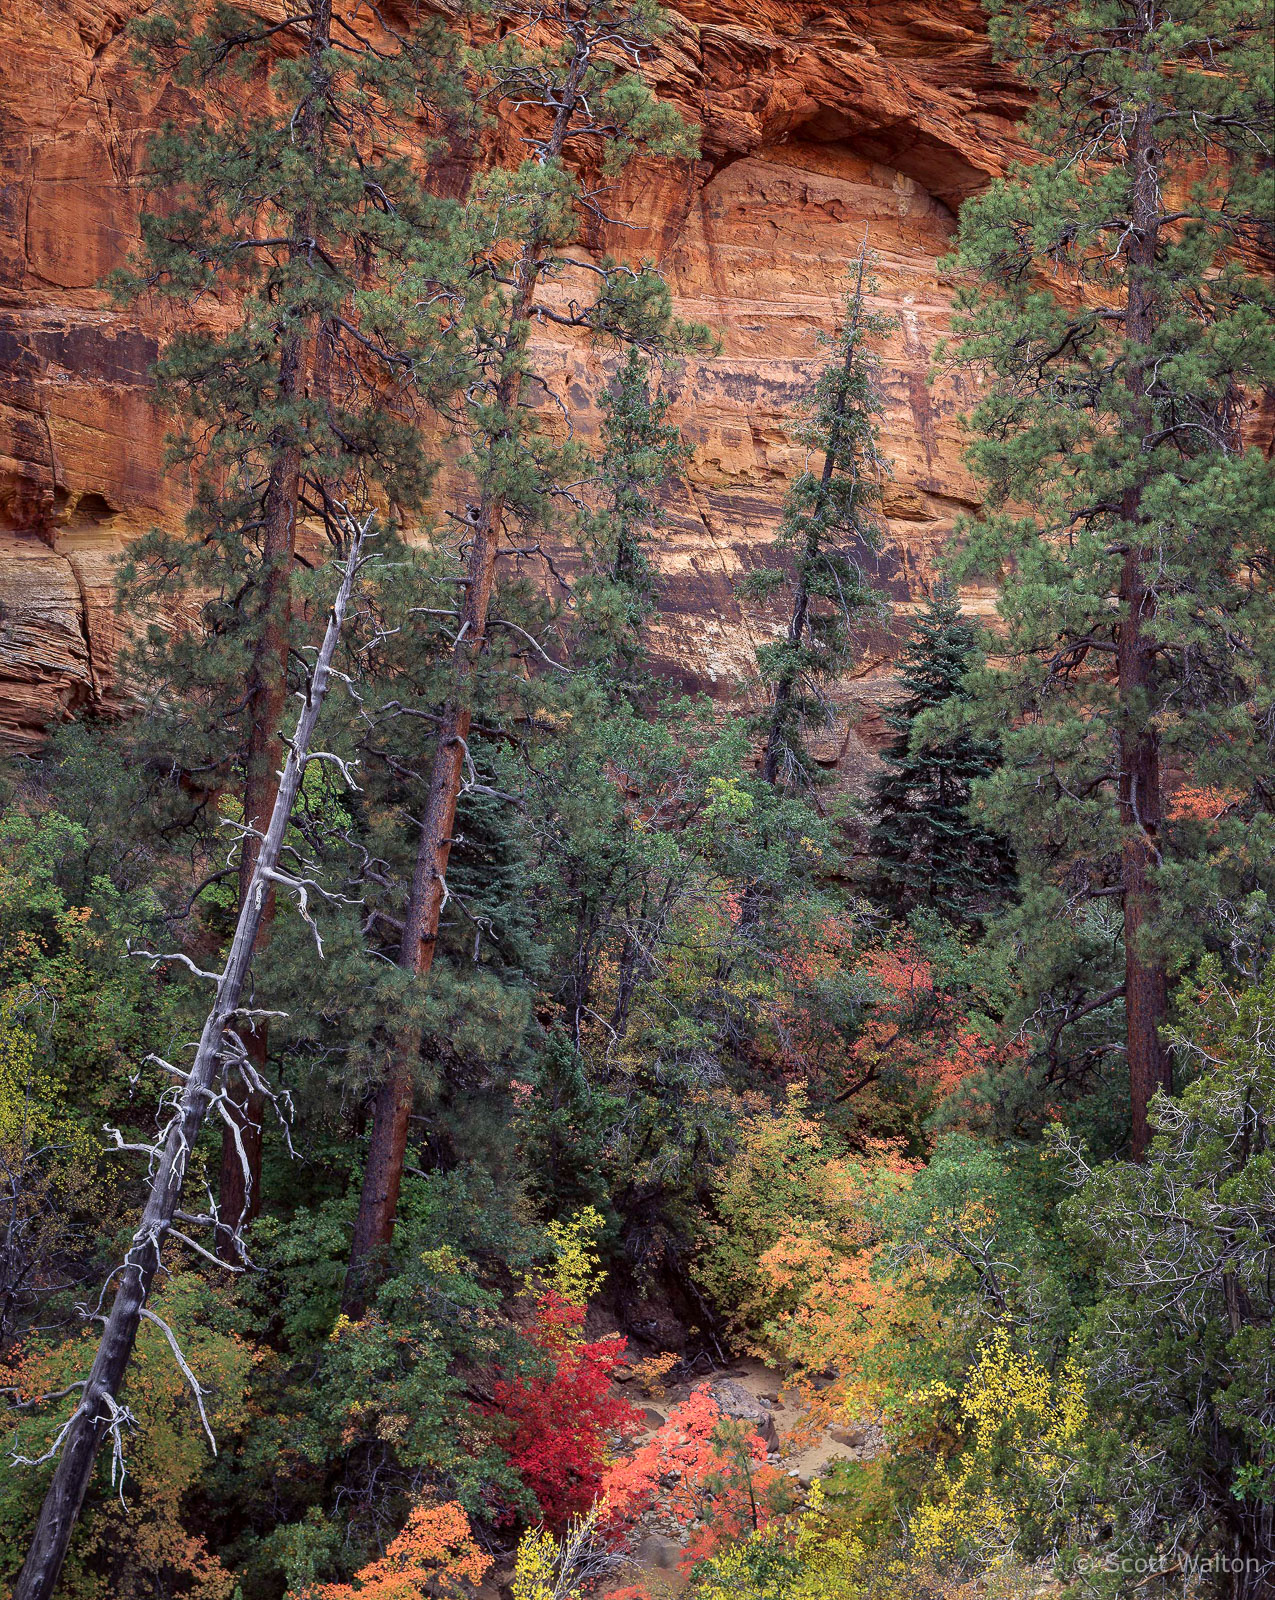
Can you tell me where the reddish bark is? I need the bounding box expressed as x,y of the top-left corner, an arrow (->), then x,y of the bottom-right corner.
1117,82 -> 1172,1160
342,53 -> 589,1310
215,3 -> 330,1252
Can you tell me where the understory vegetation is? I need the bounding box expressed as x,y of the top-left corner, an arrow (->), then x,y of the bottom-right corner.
0,0 -> 1272,1597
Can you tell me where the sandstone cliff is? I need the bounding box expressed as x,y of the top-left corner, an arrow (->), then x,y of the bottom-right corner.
0,0 -> 1032,768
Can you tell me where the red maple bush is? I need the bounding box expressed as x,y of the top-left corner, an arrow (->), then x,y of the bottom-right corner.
603,1389 -> 794,1568
845,937 -> 1023,1103
484,1290 -> 640,1529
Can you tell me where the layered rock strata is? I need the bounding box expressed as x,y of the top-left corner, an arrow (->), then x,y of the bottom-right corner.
0,0 -> 1032,766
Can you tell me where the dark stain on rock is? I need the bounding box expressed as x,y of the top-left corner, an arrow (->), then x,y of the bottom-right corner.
32,324 -> 157,387
0,318 -> 157,388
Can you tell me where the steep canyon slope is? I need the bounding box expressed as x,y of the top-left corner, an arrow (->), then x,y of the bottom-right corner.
0,0 -> 1031,769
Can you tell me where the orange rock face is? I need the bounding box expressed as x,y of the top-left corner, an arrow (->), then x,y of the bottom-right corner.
0,0 -> 1031,759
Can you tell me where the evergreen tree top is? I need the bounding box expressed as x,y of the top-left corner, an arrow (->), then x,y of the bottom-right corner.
889,590 -> 983,721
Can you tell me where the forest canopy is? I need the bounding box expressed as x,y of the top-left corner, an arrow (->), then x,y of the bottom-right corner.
0,0 -> 1272,1598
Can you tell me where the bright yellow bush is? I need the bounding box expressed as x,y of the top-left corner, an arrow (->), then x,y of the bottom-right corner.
909,1330 -> 1087,1567
511,1525 -> 562,1600
543,1206 -> 606,1308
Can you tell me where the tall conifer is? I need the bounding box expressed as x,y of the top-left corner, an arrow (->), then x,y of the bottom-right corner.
342,0 -> 707,1304
948,0 -> 1274,1155
742,243 -> 893,790
869,589 -> 1014,924
574,347 -> 692,690
113,0 -> 465,1249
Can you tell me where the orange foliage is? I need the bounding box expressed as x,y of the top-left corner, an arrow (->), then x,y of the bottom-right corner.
603,1389 -> 794,1569
760,921 -> 1019,1116
848,938 -> 1023,1102
310,1501 -> 491,1600
1168,784 -> 1241,821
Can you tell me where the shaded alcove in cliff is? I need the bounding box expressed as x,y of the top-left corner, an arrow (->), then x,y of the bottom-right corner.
787,106 -> 967,219
0,0 -> 1024,752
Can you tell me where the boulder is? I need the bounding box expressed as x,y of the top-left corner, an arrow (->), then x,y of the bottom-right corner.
828,1419 -> 885,1456
634,1533 -> 683,1571
706,1378 -> 779,1448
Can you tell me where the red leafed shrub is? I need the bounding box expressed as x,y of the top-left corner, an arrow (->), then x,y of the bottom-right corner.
603,1389 -> 794,1568
849,938 -> 1023,1100
485,1291 -> 640,1529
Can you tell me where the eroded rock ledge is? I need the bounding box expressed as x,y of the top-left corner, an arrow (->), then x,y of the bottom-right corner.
0,0 -> 1031,763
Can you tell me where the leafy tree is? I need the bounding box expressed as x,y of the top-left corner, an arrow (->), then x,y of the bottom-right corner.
869,589 -> 1014,924
946,0 -> 1275,1154
485,1291 -> 638,1529
741,243 -> 893,790
0,806 -> 179,1354
217,1172 -> 543,1597
604,1388 -> 795,1568
824,931 -> 1024,1145
310,1500 -> 492,1600
1,1275 -> 256,1600
511,1032 -> 625,1220
907,1330 -> 1090,1575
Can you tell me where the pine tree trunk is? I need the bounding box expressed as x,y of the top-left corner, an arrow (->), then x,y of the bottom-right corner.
215,0 -> 331,1255
343,342 -> 529,1306
216,408 -> 299,1259
1119,81 -> 1171,1160
342,61 -> 588,1310
1118,552 -> 1171,1161
12,523 -> 367,1600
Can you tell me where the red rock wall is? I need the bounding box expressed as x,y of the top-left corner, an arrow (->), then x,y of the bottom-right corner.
0,0 -> 1032,764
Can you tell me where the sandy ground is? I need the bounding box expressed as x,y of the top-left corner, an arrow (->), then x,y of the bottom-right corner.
594,1356 -> 885,1597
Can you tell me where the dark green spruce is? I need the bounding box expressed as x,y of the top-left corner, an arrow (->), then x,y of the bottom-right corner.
741,242 -> 893,791
869,589 -> 1014,925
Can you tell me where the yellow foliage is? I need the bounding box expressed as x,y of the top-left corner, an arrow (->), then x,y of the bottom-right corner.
909,1331 -> 1087,1567
0,994 -> 94,1160
687,1479 -> 1057,1600
686,1482 -> 868,1599
543,1207 -> 606,1308
511,1525 -> 563,1600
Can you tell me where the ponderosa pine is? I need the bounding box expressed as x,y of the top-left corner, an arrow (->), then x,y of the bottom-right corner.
114,0 -> 466,1252
948,0 -> 1275,1156
341,0 -> 707,1308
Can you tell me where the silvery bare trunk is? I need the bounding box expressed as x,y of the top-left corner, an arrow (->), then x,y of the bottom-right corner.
12,527 -> 368,1600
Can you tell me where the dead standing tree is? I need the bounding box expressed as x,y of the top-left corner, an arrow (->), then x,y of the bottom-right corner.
12,524 -> 376,1600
